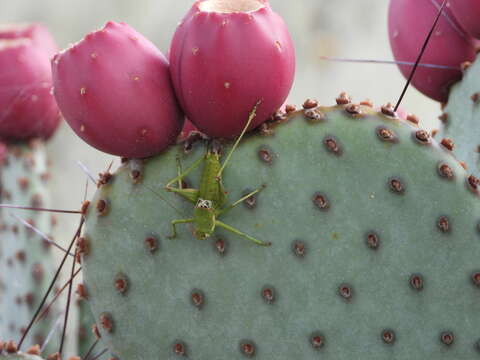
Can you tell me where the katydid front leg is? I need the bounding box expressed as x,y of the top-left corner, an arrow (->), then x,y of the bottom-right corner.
168,218 -> 195,239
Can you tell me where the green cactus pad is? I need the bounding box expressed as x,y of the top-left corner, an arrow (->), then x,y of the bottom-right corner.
442,56 -> 480,175
83,102 -> 480,360
0,143 -> 58,351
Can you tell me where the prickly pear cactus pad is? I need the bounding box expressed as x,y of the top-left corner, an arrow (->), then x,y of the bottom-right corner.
0,143 -> 57,350
442,57 -> 480,176
83,100 -> 480,360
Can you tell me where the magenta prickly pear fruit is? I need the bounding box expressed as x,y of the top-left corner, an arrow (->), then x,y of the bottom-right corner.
449,0 -> 480,39
52,21 -> 184,158
0,38 -> 61,140
388,0 -> 476,102
169,0 -> 295,138
0,23 -> 58,58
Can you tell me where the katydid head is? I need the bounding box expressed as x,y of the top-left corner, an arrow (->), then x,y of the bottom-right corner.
194,230 -> 210,240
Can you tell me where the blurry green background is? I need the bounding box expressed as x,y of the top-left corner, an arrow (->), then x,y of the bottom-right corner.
0,0 -> 440,355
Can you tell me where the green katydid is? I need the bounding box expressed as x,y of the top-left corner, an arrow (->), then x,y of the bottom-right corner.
164,101 -> 271,246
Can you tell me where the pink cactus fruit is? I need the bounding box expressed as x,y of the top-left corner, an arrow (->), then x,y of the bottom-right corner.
52,21 -> 184,158
449,0 -> 480,39
0,23 -> 58,58
169,0 -> 295,138
388,0 -> 476,103
0,37 -> 61,140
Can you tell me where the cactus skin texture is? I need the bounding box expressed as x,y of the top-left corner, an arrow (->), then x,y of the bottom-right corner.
169,0 -> 295,138
81,100 -> 480,359
441,57 -> 480,176
388,0 -> 475,102
52,21 -> 184,158
0,143 -> 58,353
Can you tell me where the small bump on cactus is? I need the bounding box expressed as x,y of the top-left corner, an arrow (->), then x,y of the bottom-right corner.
52,21 -> 184,158
81,96 -> 480,359
169,0 -> 295,138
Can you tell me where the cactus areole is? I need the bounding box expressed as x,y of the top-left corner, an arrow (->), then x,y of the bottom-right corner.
52,21 -> 184,158
169,0 -> 295,138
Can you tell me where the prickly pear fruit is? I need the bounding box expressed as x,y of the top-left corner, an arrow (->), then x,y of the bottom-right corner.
0,23 -> 57,58
82,98 -> 480,359
0,38 -> 61,141
169,0 -> 295,138
0,143 -> 58,353
52,21 -> 184,158
449,0 -> 480,39
388,0 -> 475,102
